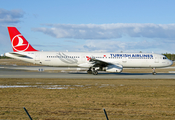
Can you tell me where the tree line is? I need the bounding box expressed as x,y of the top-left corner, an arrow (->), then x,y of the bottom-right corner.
162,53 -> 175,61
0,56 -> 11,59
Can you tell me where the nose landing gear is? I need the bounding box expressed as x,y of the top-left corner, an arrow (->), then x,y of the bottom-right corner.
152,68 -> 156,75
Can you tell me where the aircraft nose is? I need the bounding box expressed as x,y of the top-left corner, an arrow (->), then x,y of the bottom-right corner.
169,60 -> 173,66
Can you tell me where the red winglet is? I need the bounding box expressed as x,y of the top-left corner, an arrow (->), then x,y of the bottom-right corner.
7,27 -> 38,52
86,56 -> 91,61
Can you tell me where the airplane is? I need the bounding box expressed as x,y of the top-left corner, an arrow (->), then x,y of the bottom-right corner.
5,27 -> 173,75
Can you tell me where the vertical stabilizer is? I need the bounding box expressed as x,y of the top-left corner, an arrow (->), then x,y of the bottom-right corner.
7,27 -> 37,52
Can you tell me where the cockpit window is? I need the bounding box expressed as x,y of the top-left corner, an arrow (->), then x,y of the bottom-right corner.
163,56 -> 167,59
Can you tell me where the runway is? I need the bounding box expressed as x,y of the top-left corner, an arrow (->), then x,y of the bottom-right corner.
0,66 -> 175,79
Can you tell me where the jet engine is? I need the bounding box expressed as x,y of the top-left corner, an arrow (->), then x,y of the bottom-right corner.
106,64 -> 123,73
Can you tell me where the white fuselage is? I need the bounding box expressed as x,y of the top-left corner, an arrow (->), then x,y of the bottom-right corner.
5,51 -> 173,68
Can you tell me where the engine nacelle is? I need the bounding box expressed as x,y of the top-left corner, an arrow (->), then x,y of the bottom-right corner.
106,64 -> 123,73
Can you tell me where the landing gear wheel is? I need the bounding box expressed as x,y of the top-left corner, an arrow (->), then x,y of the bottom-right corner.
92,70 -> 98,75
152,72 -> 156,75
152,68 -> 156,75
87,70 -> 92,74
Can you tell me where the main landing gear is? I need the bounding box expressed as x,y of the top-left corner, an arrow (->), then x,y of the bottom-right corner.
87,69 -> 92,74
92,70 -> 98,75
87,68 -> 98,75
152,68 -> 156,75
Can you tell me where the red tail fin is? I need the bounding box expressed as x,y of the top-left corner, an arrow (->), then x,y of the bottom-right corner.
7,27 -> 38,52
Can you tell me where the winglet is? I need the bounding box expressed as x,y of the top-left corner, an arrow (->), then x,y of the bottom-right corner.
7,27 -> 38,52
86,56 -> 91,61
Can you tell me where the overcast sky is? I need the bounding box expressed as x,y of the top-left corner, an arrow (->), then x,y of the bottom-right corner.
0,0 -> 175,55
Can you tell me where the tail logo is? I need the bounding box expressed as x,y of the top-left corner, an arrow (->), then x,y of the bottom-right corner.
12,34 -> 29,52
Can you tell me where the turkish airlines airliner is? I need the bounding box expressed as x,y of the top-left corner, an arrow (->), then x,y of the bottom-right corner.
5,27 -> 173,75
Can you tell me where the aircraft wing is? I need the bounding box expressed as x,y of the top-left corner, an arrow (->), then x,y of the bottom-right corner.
89,57 -> 110,67
89,57 -> 123,73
